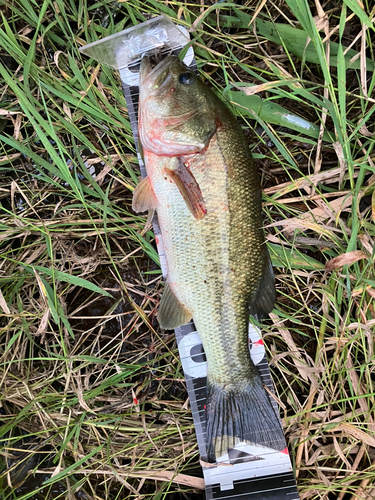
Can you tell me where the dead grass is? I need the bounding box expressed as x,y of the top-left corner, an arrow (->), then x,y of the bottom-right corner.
0,0 -> 375,499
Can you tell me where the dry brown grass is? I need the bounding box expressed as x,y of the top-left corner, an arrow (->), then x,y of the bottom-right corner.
0,0 -> 375,499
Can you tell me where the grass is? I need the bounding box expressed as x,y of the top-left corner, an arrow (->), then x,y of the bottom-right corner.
0,0 -> 374,499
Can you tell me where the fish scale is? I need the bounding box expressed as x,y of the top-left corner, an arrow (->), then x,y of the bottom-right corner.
136,54 -> 285,461
147,122 -> 262,384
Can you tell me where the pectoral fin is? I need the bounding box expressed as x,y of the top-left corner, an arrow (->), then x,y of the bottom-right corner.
132,176 -> 158,213
158,283 -> 192,329
166,163 -> 207,220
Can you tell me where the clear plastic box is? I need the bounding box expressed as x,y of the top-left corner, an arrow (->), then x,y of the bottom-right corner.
79,16 -> 190,70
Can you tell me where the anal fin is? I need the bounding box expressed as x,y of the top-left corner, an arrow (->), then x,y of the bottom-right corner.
158,283 -> 192,330
132,176 -> 158,213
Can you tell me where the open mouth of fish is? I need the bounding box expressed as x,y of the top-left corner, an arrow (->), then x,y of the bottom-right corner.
148,52 -> 163,69
140,54 -> 176,91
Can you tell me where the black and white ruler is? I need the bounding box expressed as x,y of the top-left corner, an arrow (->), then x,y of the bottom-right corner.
80,16 -> 300,500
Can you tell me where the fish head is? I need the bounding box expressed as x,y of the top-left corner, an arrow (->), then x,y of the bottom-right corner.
139,55 -> 218,156
140,55 -> 201,109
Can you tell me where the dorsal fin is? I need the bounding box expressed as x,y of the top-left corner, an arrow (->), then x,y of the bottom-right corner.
248,254 -> 276,320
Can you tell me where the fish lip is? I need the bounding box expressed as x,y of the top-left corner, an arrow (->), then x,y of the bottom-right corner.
140,55 -> 177,93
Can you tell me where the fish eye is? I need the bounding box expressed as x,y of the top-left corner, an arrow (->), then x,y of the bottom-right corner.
178,72 -> 196,85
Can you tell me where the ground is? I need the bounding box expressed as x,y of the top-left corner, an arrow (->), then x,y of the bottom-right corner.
0,1 -> 375,499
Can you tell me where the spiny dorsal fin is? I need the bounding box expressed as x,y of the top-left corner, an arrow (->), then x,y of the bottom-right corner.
158,282 -> 192,330
132,176 -> 158,213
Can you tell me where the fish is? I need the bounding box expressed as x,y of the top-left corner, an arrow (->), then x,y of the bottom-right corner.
133,54 -> 286,461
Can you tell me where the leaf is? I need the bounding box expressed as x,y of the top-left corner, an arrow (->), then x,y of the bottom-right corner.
226,8 -> 375,70
325,250 -> 368,272
342,0 -> 374,30
256,18 -> 374,71
269,243 -> 325,271
229,95 -> 299,168
229,91 -> 333,142
5,330 -> 22,352
0,288 -> 10,314
43,445 -> 104,484
334,423 -> 375,447
33,265 -> 113,298
127,470 -> 205,489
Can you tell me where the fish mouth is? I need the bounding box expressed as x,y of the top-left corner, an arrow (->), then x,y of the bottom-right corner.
140,55 -> 178,93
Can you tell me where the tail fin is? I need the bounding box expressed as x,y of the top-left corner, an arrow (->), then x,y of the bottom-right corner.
205,377 -> 285,462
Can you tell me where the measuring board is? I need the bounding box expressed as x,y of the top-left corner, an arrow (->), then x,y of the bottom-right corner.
80,16 -> 300,500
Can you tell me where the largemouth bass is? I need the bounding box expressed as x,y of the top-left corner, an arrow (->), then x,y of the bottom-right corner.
133,55 -> 285,461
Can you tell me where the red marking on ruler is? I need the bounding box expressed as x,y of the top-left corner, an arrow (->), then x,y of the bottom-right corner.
155,236 -> 159,245
281,447 -> 289,455
255,339 -> 264,345
133,397 -> 138,405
